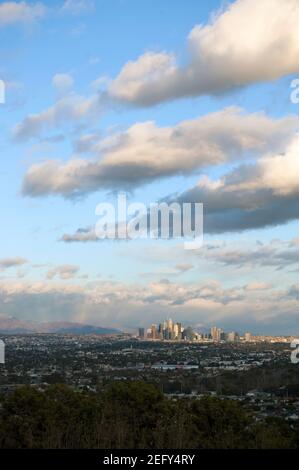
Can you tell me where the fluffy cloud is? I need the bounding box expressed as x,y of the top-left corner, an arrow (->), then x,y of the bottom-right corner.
110,0 -> 299,105
245,282 -> 272,291
0,257 -> 27,270
21,108 -> 298,197
61,227 -> 98,242
14,90 -> 104,141
0,0 -> 95,29
174,263 -> 194,273
52,73 -> 74,96
46,264 -> 79,280
0,1 -> 46,26
199,239 -> 299,270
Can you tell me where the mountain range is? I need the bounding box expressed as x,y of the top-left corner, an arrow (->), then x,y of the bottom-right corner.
0,315 -> 120,335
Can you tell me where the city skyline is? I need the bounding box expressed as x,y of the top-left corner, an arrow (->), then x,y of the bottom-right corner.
137,317 -> 296,343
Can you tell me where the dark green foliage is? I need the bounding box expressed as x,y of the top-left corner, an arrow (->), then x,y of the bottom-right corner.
0,382 -> 296,449
188,396 -> 251,448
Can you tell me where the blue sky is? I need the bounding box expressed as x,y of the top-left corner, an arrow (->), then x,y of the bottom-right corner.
0,0 -> 299,334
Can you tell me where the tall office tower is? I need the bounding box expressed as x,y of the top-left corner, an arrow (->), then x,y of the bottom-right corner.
138,328 -> 145,339
220,330 -> 226,341
151,324 -> 157,339
173,322 -> 182,340
167,318 -> 173,333
177,322 -> 182,340
211,326 -> 222,343
158,323 -> 164,340
196,333 -> 203,341
227,331 -> 237,343
163,321 -> 167,339
244,332 -> 251,342
211,326 -> 217,342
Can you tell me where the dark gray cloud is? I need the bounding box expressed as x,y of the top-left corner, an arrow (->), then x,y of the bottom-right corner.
178,187 -> 299,234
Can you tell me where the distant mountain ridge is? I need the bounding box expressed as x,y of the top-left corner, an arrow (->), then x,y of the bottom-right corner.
0,315 -> 120,335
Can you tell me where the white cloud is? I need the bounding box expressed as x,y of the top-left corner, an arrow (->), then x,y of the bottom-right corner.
0,1 -> 95,29
14,91 -> 104,141
21,108 -> 298,197
110,0 -> 299,105
61,227 -> 98,242
0,1 -> 46,26
245,282 -> 272,291
46,264 -> 79,280
52,73 -> 74,96
62,0 -> 94,15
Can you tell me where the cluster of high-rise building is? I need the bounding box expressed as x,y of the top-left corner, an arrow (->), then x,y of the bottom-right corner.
138,319 -> 252,343
210,326 -> 249,343
138,319 -> 197,341
138,319 -> 185,341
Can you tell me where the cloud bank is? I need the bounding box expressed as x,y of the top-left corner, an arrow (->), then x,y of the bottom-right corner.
0,278 -> 298,334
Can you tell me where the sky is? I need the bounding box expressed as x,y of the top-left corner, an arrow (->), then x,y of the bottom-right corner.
0,0 -> 299,334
